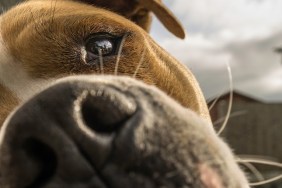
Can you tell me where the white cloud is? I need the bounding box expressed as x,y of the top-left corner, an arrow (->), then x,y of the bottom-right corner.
170,0 -> 282,39
151,0 -> 282,102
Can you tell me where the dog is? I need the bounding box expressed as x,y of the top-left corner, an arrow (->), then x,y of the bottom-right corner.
0,0 -> 249,187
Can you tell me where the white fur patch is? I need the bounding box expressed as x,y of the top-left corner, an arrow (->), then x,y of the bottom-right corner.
0,106 -> 18,146
0,25 -> 54,103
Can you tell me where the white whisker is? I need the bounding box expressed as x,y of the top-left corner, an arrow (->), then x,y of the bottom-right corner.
208,92 -> 222,111
237,157 -> 282,186
238,158 -> 282,168
114,35 -> 127,76
98,49 -> 104,75
133,48 -> 145,78
249,175 -> 282,186
213,110 -> 248,126
240,161 -> 265,182
217,62 -> 233,135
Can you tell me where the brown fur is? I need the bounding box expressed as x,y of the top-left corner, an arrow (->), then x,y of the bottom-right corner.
68,0 -> 185,38
75,0 -> 153,31
0,1 -> 250,187
0,0 -> 210,125
0,84 -> 18,125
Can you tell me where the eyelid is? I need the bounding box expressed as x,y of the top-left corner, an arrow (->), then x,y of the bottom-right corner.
85,32 -> 121,43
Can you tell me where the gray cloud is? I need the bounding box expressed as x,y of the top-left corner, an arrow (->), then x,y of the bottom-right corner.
152,0 -> 282,102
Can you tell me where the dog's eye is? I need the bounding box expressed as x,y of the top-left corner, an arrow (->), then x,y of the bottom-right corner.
85,33 -> 122,59
87,38 -> 113,56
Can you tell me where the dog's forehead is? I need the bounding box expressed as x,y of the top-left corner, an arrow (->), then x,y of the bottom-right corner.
1,0 -> 140,35
0,0 -> 211,121
0,0 -> 147,76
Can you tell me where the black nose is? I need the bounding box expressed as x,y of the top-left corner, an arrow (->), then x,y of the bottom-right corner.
0,81 -> 136,188
79,89 -> 136,134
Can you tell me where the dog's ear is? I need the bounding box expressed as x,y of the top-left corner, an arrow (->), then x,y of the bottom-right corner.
139,0 -> 185,39
77,0 -> 185,39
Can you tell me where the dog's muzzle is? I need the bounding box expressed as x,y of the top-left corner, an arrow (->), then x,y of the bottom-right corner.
0,76 -> 249,188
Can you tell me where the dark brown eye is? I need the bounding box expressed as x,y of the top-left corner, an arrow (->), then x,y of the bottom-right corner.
85,33 -> 122,65
87,38 -> 114,56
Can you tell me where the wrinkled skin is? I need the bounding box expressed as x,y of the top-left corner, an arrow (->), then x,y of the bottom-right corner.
0,76 -> 249,188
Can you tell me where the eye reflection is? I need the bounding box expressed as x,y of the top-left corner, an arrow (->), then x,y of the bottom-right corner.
84,33 -> 123,65
90,39 -> 113,56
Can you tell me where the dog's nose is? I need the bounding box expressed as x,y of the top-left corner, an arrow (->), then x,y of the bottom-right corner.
77,88 -> 137,134
0,81 -> 136,188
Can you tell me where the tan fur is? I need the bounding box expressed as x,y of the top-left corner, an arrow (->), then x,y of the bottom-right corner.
0,0 -> 210,126
56,0 -> 185,38
0,84 -> 18,125
0,2 -> 251,186
73,0 -> 153,31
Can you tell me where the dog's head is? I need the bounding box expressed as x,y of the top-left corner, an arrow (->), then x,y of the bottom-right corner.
0,0 -> 249,187
0,0 -> 208,125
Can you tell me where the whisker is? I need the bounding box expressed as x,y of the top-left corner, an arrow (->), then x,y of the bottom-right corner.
133,48 -> 145,78
208,92 -> 223,111
98,49 -> 104,75
114,35 -> 127,76
217,62 -> 233,135
238,158 -> 282,168
237,157 -> 282,186
249,175 -> 282,186
239,161 -> 265,182
213,110 -> 248,126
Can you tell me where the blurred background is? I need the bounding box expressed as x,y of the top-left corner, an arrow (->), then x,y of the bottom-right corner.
1,0 -> 282,187
151,1 -> 282,187
152,0 -> 282,102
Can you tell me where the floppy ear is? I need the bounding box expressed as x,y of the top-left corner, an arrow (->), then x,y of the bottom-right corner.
77,0 -> 185,39
139,0 -> 185,39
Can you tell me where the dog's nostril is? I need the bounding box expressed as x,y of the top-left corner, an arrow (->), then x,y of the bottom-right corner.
23,138 -> 57,188
80,90 -> 137,134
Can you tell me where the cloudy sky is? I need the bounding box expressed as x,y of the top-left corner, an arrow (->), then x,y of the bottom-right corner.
151,0 -> 282,102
